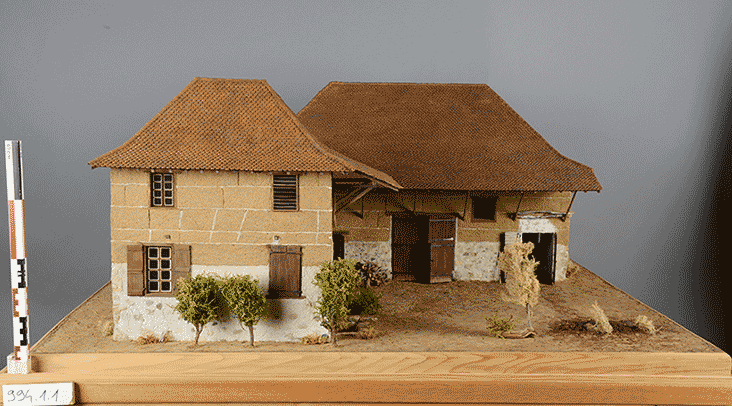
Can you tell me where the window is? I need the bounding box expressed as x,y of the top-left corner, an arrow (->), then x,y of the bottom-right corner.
472,196 -> 497,221
273,174 -> 298,211
151,173 -> 174,207
268,245 -> 302,298
146,246 -> 172,293
126,244 -> 190,297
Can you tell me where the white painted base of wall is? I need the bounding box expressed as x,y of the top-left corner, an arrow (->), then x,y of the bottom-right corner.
454,242 -> 500,281
344,241 -> 392,279
111,264 -> 327,342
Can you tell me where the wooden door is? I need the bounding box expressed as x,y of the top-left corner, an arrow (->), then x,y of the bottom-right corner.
428,216 -> 455,283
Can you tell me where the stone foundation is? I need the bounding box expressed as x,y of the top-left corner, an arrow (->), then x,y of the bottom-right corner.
111,264 -> 327,342
454,242 -> 500,281
343,241 -> 392,279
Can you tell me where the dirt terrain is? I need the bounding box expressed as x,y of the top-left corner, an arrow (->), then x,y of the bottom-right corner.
29,260 -> 724,353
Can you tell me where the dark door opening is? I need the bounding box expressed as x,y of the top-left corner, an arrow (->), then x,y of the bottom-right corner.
391,215 -> 429,282
391,214 -> 455,283
333,233 -> 345,260
521,232 -> 556,285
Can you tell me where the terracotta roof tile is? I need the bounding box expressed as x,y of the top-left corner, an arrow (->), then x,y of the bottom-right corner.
297,82 -> 602,192
88,78 -> 401,189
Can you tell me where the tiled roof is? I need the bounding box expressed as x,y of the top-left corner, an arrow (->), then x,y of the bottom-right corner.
297,82 -> 602,192
88,78 -> 401,189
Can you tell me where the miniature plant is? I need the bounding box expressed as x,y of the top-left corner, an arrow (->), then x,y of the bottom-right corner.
135,331 -> 171,345
301,332 -> 330,345
485,313 -> 517,339
357,260 -> 390,287
174,274 -> 228,345
348,285 -> 383,316
589,301 -> 613,334
634,314 -> 657,335
100,320 -> 114,337
356,326 -> 381,340
312,258 -> 362,346
498,241 -> 540,332
219,274 -> 268,347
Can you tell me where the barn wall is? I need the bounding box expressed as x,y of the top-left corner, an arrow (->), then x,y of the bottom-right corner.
335,190 -> 573,282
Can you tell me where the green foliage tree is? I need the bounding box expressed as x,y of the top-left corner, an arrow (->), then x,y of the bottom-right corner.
174,274 -> 227,345
498,240 -> 540,332
312,258 -> 362,346
220,274 -> 268,346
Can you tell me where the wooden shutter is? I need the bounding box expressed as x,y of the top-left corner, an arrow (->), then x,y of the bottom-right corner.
171,244 -> 191,296
127,245 -> 145,296
273,174 -> 298,211
269,245 -> 302,298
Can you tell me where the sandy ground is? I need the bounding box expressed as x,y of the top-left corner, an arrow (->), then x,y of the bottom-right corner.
29,260 -> 724,353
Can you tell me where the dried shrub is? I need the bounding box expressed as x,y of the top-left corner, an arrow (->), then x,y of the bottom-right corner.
100,320 -> 114,337
589,301 -> 613,334
485,313 -> 517,339
356,327 -> 381,340
357,261 -> 390,287
135,331 -> 171,345
301,332 -> 329,345
634,314 -> 657,335
499,241 -> 540,331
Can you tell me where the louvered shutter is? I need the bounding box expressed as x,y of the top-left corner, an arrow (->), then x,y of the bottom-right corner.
273,174 -> 298,211
171,244 -> 191,295
127,245 -> 145,296
269,245 -> 302,298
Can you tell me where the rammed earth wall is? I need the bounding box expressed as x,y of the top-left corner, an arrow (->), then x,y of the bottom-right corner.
334,190 -> 572,283
109,169 -> 332,342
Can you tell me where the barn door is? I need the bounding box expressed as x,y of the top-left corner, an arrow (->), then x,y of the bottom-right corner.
428,216 -> 455,283
392,216 -> 427,281
521,233 -> 556,285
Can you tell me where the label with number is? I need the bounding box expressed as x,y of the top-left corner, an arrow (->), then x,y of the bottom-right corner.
3,382 -> 75,405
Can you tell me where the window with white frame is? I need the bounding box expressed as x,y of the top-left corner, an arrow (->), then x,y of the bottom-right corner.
151,173 -> 174,207
147,246 -> 172,293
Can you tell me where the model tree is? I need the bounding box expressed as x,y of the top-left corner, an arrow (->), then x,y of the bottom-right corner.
220,274 -> 268,346
174,274 -> 227,345
312,258 -> 362,346
498,239 -> 541,332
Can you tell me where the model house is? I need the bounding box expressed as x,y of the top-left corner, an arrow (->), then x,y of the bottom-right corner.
89,77 -> 600,343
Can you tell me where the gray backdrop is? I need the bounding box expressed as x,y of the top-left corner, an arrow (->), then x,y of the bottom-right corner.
1,0 -> 731,353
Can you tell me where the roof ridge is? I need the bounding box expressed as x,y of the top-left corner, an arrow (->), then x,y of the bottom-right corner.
327,81 -> 489,86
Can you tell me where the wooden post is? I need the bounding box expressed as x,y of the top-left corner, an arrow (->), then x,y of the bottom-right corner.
4,140 -> 31,374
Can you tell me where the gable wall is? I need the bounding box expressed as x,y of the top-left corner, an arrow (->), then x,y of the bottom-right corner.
108,168 -> 333,342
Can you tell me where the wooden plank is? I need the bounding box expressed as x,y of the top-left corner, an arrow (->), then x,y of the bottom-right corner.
19,352 -> 730,377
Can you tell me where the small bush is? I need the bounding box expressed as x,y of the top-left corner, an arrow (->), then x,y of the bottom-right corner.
589,301 -> 613,334
348,286 -> 383,316
174,274 -> 228,345
301,332 -> 329,345
357,261 -> 390,287
220,274 -> 267,347
135,331 -> 171,345
485,313 -> 517,339
312,258 -> 362,346
101,320 -> 114,336
356,327 -> 381,340
634,315 -> 657,335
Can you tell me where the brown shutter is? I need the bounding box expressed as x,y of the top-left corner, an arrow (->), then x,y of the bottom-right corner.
127,245 -> 145,296
171,244 -> 191,295
269,245 -> 302,298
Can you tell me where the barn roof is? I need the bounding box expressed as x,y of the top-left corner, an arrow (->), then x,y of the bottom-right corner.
297,82 -> 602,192
88,78 -> 401,189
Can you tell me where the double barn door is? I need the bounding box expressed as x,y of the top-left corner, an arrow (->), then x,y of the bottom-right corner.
392,215 -> 455,283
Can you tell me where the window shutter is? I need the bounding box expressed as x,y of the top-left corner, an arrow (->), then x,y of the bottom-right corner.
273,174 -> 298,211
171,244 -> 191,296
127,245 -> 145,296
269,245 -> 302,298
